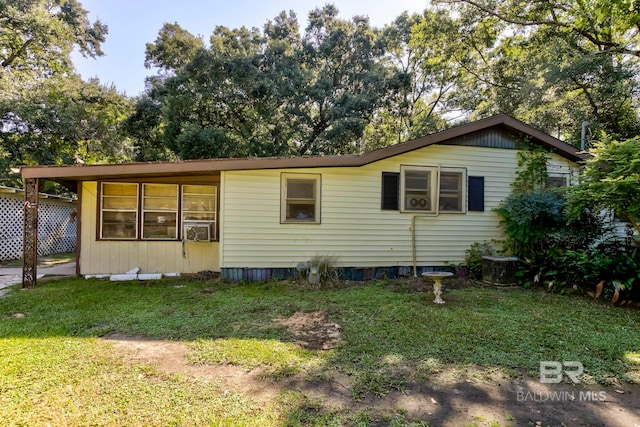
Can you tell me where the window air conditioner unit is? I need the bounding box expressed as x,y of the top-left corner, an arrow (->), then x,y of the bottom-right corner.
184,223 -> 210,242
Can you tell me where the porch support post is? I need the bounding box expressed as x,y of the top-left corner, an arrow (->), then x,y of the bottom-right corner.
22,178 -> 39,288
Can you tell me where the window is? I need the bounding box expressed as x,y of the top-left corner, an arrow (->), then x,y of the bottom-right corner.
99,182 -> 217,241
101,183 -> 138,239
142,184 -> 178,239
281,173 -> 321,223
396,166 -> 468,213
400,165 -> 438,213
548,174 -> 568,188
182,185 -> 217,240
439,168 -> 466,213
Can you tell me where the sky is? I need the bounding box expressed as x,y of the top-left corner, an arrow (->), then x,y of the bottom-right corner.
72,0 -> 430,97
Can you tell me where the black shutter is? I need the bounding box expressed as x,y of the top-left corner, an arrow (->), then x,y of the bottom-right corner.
381,172 -> 400,210
468,176 -> 484,211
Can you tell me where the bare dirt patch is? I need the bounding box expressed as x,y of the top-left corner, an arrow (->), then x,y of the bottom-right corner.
274,311 -> 342,350
102,333 -> 280,401
101,333 -> 640,426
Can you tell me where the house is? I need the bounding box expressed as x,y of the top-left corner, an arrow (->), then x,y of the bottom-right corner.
20,114 -> 586,282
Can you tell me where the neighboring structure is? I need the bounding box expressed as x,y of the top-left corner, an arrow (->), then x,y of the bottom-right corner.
20,114 -> 586,282
0,186 -> 76,261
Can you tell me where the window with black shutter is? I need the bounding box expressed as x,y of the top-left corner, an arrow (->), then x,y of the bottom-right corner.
381,172 -> 399,210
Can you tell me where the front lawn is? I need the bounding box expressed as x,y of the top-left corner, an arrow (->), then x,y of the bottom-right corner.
0,277 -> 638,426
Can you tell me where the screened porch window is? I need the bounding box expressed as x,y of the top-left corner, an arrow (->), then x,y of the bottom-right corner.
182,185 -> 217,240
99,182 -> 217,241
100,183 -> 138,239
281,173 -> 321,223
142,184 -> 178,239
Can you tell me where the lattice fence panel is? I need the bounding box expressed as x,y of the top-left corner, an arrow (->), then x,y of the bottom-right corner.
37,200 -> 77,257
0,195 -> 77,261
0,195 -> 24,261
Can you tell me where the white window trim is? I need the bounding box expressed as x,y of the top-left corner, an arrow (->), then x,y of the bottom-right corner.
439,167 -> 467,214
281,173 -> 321,224
400,165 -> 468,214
400,165 -> 439,213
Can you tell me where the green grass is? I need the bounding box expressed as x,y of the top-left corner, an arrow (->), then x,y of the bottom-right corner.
0,277 -> 638,425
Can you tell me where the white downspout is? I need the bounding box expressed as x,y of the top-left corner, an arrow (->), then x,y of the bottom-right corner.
411,214 -> 438,277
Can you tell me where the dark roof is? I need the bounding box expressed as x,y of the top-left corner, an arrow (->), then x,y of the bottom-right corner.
21,114 -> 586,182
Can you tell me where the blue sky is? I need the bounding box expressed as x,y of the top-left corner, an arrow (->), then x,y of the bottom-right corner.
72,0 -> 429,97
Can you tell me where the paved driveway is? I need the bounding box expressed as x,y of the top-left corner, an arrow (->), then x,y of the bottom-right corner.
0,262 -> 76,292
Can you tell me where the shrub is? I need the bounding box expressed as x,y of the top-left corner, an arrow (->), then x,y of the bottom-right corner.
531,243 -> 640,302
495,189 -> 605,261
299,255 -> 339,287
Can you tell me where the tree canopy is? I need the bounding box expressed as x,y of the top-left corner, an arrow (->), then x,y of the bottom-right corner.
436,0 -> 640,143
0,0 -> 131,188
131,6 -> 402,160
3,0 -> 640,190
568,136 -> 640,234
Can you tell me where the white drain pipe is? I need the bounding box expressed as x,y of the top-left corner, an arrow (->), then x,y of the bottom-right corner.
411,214 -> 438,278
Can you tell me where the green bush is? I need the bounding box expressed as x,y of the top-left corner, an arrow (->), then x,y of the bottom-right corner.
528,242 -> 640,301
495,189 -> 605,261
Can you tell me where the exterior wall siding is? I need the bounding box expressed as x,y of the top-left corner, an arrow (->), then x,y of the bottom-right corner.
220,145 -> 577,269
80,182 -> 219,275
441,128 -> 517,149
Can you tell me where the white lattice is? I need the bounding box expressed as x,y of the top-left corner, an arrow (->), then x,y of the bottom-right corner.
0,194 -> 77,261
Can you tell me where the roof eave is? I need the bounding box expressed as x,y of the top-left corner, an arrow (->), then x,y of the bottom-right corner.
19,114 -> 587,182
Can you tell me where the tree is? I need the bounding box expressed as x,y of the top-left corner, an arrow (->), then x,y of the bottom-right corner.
122,91 -> 176,162
133,6 -> 396,160
0,76 -> 133,186
568,136 -> 640,235
144,22 -> 205,74
157,24 -> 289,159
439,0 -> 640,58
0,0 -> 106,77
363,10 -> 454,149
290,5 -> 392,155
437,0 -> 640,143
0,1 -> 134,188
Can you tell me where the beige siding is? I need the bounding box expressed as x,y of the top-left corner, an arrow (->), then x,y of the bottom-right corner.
220,145 -> 577,268
79,182 -> 219,275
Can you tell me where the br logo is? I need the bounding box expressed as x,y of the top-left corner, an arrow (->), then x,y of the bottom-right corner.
540,361 -> 584,384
